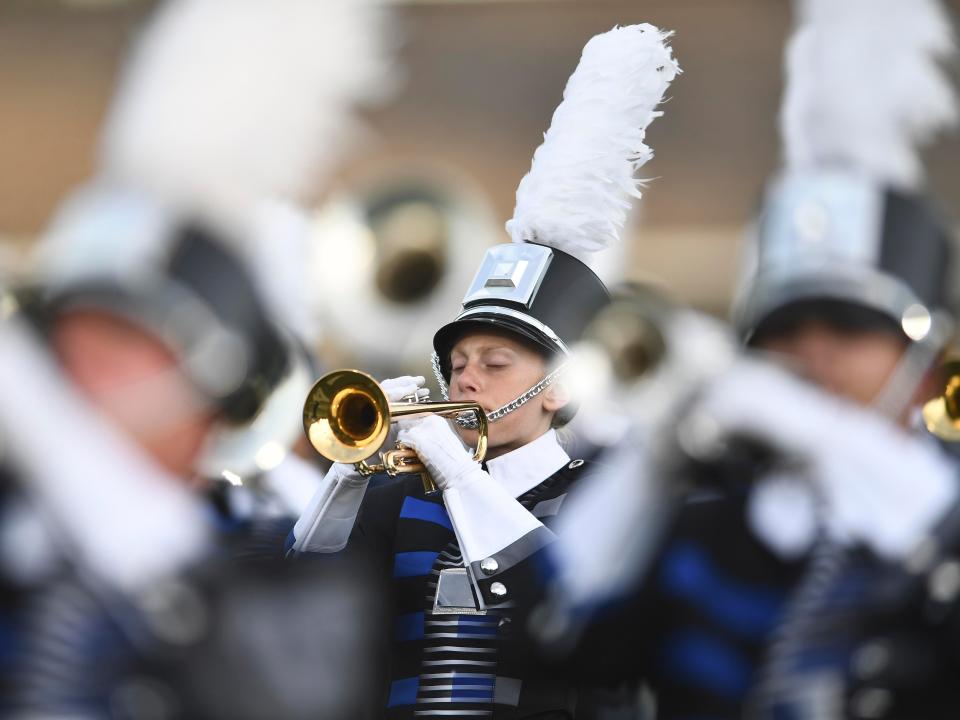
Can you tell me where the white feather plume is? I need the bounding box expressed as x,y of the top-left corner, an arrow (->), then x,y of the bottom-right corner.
782,0 -> 958,190
88,0 -> 396,348
505,24 -> 680,264
244,200 -> 323,345
100,0 -> 394,215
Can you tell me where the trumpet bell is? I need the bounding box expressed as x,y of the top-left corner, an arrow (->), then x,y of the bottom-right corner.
303,368 -> 488,494
922,361 -> 960,441
303,369 -> 390,464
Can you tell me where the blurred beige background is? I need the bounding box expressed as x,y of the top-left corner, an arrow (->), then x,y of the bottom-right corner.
2,0 -> 959,319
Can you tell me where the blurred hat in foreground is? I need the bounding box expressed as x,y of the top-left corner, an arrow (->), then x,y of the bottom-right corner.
734,0 -> 959,345
28,0 -> 396,477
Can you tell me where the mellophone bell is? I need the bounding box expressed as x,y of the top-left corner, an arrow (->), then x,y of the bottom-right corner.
302,368 -> 487,493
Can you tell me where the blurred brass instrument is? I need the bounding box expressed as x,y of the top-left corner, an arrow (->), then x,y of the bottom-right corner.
303,369 -> 488,493
312,179 -> 494,371
922,358 -> 960,441
584,288 -> 668,384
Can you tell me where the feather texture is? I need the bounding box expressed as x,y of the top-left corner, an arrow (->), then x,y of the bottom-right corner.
66,0 -> 395,345
506,24 -> 680,263
244,200 -> 322,345
782,0 -> 958,189
100,0 -> 394,214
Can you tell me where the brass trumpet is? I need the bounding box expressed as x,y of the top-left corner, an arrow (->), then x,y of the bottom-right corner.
302,369 -> 488,493
922,359 -> 960,441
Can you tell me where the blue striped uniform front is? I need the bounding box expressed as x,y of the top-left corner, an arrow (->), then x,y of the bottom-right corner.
454,617 -> 498,638
452,675 -> 495,702
387,677 -> 420,707
417,674 -> 497,704
399,497 -> 453,530
393,551 -> 440,578
423,615 -> 499,640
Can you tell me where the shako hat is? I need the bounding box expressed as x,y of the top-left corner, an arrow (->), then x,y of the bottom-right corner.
433,24 -> 681,383
734,0 -> 958,344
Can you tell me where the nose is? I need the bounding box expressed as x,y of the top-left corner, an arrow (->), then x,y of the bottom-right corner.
455,362 -> 481,396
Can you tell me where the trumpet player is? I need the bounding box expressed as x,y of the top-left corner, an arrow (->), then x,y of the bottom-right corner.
290,23 -> 680,719
529,1 -> 960,717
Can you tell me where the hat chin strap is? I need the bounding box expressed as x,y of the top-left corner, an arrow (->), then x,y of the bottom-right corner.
871,310 -> 953,421
430,351 -> 566,428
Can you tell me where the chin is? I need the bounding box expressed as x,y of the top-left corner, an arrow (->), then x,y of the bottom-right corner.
455,425 -> 515,458
454,426 -> 481,447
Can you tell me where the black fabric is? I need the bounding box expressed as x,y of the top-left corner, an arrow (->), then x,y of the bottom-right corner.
877,190 -> 952,313
433,245 -> 610,382
749,542 -> 960,719
535,464 -> 960,719
345,460 -> 627,719
6,487 -> 386,720
533,491 -> 806,719
0,473 -> 52,716
645,495 -> 805,717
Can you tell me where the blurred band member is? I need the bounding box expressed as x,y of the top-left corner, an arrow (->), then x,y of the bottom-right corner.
0,0 -> 395,716
529,1 -> 960,717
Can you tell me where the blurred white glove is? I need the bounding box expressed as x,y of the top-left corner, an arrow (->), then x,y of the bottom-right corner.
0,318 -> 211,594
398,415 -> 546,566
291,377 -> 431,555
290,461 -> 369,554
696,358 -> 958,562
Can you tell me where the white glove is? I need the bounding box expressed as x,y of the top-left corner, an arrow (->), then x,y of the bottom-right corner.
398,416 -> 546,565
290,461 -> 369,554
379,375 -> 429,447
396,415 -> 478,491
380,375 -> 430,403
697,357 -> 959,562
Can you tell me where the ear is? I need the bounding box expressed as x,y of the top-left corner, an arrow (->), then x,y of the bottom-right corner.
541,380 -> 570,414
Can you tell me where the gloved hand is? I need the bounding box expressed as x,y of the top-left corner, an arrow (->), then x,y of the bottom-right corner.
695,357 -> 958,562
380,375 -> 429,448
380,375 -> 430,403
396,415 -> 479,491
398,415 -> 547,567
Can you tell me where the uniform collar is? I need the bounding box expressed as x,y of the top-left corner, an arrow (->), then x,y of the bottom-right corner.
485,429 -> 570,498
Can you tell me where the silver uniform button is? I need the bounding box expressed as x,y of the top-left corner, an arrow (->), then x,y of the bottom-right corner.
490,582 -> 507,598
569,459 -> 584,469
480,558 -> 499,575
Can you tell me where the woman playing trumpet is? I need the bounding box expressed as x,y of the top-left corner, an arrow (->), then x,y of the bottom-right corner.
288,22 -> 679,719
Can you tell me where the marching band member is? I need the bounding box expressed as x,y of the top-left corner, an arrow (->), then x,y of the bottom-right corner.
0,1 -> 393,716
530,0 -> 960,717
290,23 -> 680,718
